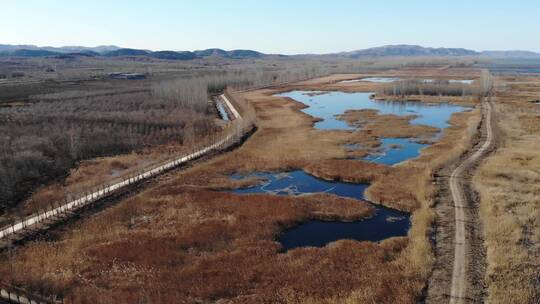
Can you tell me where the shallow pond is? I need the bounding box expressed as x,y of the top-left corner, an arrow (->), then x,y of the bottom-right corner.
420,79 -> 474,84
361,138 -> 428,165
340,77 -> 401,83
340,77 -> 474,85
278,91 -> 467,165
449,79 -> 474,84
227,91 -> 467,250
277,90 -> 468,130
233,170 -> 368,197
232,170 -> 410,250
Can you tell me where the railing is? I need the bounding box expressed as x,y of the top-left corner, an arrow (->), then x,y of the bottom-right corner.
0,93 -> 252,243
0,284 -> 62,304
0,92 -> 253,302
0,75 -> 314,303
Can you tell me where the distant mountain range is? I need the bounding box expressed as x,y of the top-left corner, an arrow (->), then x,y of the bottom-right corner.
333,45 -> 479,58
0,44 -> 120,55
1,44 -> 539,60
479,50 -> 540,58
0,44 -> 268,60
331,45 -> 540,59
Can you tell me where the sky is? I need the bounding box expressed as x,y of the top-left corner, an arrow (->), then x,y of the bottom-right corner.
2,0 -> 540,54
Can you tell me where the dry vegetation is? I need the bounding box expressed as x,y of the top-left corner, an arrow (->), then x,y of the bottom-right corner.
375,69 -> 493,100
336,109 -> 439,140
474,76 -> 540,304
0,78 -> 217,215
0,90 -> 213,210
0,68 -> 483,303
0,58 -> 339,219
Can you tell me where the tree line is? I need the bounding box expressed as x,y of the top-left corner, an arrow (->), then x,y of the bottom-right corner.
0,88 -> 214,211
377,70 -> 493,97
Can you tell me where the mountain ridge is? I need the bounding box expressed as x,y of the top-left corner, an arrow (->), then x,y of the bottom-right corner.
1,44 -> 539,59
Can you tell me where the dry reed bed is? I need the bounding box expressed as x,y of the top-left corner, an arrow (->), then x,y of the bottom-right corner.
0,71 -> 481,303
474,77 -> 540,304
336,109 -> 439,139
0,130 -> 223,226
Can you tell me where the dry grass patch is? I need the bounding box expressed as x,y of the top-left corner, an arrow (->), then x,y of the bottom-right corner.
337,109 -> 439,139
474,78 -> 540,304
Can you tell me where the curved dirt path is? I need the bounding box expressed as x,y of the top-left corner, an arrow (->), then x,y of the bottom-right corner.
448,99 -> 493,303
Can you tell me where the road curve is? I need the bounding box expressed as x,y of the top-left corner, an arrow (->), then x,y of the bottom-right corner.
449,99 -> 493,304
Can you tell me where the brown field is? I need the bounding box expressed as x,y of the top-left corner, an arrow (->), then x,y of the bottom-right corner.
474,76 -> 540,304
0,69 -> 482,303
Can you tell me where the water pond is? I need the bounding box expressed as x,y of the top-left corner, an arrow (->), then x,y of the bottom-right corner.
361,138 -> 428,166
339,77 -> 474,84
277,90 -> 467,130
216,102 -> 230,121
232,170 -> 410,250
340,77 -> 401,83
227,91 -> 468,250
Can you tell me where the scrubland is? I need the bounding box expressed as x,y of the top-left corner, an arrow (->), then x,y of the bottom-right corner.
474,76 -> 540,304
0,68 -> 483,303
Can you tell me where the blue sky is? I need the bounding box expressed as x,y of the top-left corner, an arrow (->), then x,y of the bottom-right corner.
2,0 -> 539,54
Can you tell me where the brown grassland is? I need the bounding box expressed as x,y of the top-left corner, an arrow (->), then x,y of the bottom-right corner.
0,69 -> 482,303
474,76 -> 540,304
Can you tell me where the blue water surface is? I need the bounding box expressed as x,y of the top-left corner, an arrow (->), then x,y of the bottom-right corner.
232,170 -> 410,250
226,91 -> 469,250
277,90 -> 467,130
216,102 -> 230,121
362,138 -> 428,166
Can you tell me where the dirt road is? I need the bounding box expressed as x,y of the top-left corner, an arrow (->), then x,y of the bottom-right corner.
426,97 -> 495,303
449,99 -> 493,303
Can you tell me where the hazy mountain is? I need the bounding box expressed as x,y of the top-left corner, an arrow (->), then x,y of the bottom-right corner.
150,50 -> 197,60
227,49 -> 264,58
194,48 -> 264,59
0,44 -> 120,54
54,51 -> 100,59
0,44 -> 268,59
103,48 -> 151,57
480,50 -> 540,58
194,48 -> 229,57
2,43 -> 540,60
0,44 -> 41,52
335,45 -> 479,58
7,49 -> 62,57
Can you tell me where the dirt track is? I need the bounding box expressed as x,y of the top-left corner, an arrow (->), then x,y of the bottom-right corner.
426,97 -> 495,304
